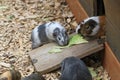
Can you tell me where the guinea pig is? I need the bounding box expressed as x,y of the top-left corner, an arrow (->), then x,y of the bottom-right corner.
76,16 -> 105,40
60,56 -> 92,80
0,69 -> 21,80
21,72 -> 45,80
31,21 -> 69,49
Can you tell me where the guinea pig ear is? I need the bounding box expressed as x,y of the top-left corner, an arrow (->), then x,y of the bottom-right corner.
53,32 -> 57,37
62,29 -> 67,34
53,28 -> 59,37
87,19 -> 98,28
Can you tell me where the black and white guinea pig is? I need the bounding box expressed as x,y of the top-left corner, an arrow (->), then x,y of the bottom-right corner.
31,21 -> 69,49
21,72 -> 45,80
0,70 -> 21,80
76,16 -> 105,39
60,56 -> 92,80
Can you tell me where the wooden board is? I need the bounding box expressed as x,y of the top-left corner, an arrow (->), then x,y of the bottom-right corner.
65,0 -> 88,23
78,0 -> 94,16
104,0 -> 120,30
105,18 -> 120,61
103,43 -> 120,80
29,40 -> 104,74
104,0 -> 120,61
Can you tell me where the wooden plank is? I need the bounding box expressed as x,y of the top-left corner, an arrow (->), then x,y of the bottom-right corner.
65,0 -> 88,23
103,42 -> 120,80
103,0 -> 120,61
29,40 -> 104,74
104,0 -> 120,30
79,0 -> 94,16
105,18 -> 120,61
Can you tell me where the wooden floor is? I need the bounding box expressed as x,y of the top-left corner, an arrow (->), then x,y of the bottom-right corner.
29,40 -> 104,74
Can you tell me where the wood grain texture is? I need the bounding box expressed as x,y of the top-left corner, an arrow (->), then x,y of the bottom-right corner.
65,0 -> 88,23
103,43 -> 120,80
104,0 -> 120,61
29,40 -> 104,74
104,0 -> 120,30
78,0 -> 94,16
105,18 -> 120,61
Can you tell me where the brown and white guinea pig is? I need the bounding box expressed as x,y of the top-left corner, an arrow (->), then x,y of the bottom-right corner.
0,70 -> 21,80
21,72 -> 45,80
60,56 -> 92,80
76,16 -> 105,40
31,21 -> 69,49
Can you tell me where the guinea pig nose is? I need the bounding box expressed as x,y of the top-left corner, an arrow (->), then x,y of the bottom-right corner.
63,41 -> 68,46
82,34 -> 87,38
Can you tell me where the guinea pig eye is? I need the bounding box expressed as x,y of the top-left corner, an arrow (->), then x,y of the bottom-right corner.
86,26 -> 90,30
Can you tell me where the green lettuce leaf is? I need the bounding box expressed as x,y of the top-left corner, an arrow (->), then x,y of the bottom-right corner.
67,34 -> 88,47
48,47 -> 62,53
88,67 -> 97,77
48,34 -> 88,53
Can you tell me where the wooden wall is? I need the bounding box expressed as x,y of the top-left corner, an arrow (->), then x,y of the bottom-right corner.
104,0 -> 120,61
65,0 -> 88,23
103,43 -> 120,80
79,0 -> 105,16
78,0 -> 94,16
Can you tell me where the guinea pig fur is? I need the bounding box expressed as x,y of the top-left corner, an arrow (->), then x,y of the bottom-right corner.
76,16 -> 105,39
21,72 -> 45,80
31,21 -> 69,49
0,70 -> 21,80
60,57 -> 92,80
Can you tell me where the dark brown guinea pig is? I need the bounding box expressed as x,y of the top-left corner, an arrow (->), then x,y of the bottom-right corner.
0,70 -> 21,80
76,16 -> 105,40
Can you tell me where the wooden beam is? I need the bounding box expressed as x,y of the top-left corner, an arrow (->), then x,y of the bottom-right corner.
65,0 -> 88,23
29,40 -> 104,74
103,43 -> 120,80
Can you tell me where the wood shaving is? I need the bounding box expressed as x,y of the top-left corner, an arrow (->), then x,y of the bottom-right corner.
0,0 -> 110,80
